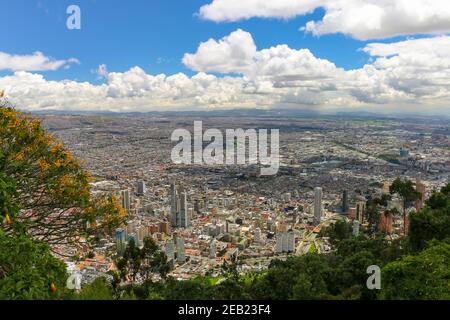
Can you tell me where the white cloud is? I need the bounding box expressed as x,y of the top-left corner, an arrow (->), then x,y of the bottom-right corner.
199,0 -> 450,40
95,64 -> 109,79
198,0 -> 323,22
0,51 -> 79,72
1,33 -> 449,112
183,29 -> 342,82
182,29 -> 257,74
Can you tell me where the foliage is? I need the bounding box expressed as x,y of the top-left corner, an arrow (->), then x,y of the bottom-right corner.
389,177 -> 421,235
116,237 -> 170,284
73,277 -> 115,300
381,240 -> 450,300
409,183 -> 450,252
0,105 -> 126,245
0,229 -> 69,300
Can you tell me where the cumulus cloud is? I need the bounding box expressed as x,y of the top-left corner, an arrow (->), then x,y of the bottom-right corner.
183,29 -> 342,82
182,29 -> 257,74
1,32 -> 449,112
199,0 -> 450,40
0,51 -> 79,72
198,0 -> 322,22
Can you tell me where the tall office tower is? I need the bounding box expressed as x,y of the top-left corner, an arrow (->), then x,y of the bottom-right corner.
194,199 -> 200,214
115,228 -> 125,255
415,181 -> 426,210
137,181 -> 146,196
254,228 -> 261,243
179,192 -> 190,228
176,237 -> 186,263
314,187 -> 323,225
352,220 -> 360,236
379,211 -> 393,234
209,239 -> 216,259
128,232 -> 138,246
356,201 -> 366,224
170,183 -> 179,227
137,226 -> 146,247
342,190 -> 348,214
165,240 -> 175,261
287,231 -> 295,252
121,190 -> 131,212
281,232 -> 289,252
275,233 -> 284,253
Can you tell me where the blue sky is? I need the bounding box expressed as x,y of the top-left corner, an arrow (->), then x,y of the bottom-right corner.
2,0 -> 379,81
1,0 -> 449,112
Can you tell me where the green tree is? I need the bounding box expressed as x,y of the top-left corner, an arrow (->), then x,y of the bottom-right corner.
74,277 -> 114,300
389,178 -> 421,235
381,241 -> 450,300
409,184 -> 450,251
0,105 -> 126,246
116,237 -> 170,285
0,230 -> 69,300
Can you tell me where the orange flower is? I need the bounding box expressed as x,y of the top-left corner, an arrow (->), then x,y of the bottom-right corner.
38,159 -> 49,171
50,282 -> 58,293
4,213 -> 13,225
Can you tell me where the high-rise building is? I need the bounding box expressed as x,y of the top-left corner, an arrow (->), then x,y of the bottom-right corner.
137,181 -> 146,196
137,226 -> 146,247
121,190 -> 131,212
159,221 -> 171,235
209,239 -> 216,259
356,201 -> 366,224
286,231 -> 295,252
176,237 -> 186,263
179,192 -> 190,228
128,232 -> 138,246
314,187 -> 323,225
115,228 -> 125,255
254,228 -> 261,243
348,207 -> 357,219
166,240 -> 175,261
342,190 -> 348,214
275,231 -> 295,253
415,181 -> 426,210
352,220 -> 360,236
170,183 -> 179,227
379,211 -> 393,234
275,233 -> 283,253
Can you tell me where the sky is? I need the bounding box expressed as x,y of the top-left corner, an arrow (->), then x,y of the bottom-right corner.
1,0 -> 450,114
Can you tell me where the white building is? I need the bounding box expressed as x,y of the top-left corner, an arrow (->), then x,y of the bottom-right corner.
314,187 -> 323,225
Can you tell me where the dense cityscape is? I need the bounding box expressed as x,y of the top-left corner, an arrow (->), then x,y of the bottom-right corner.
38,112 -> 449,285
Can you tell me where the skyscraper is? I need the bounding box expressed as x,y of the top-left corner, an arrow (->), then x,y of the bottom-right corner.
166,240 -> 175,261
314,187 -> 322,225
115,228 -> 125,255
137,181 -> 146,196
352,220 -> 360,236
415,181 -> 426,210
121,190 -> 131,212
179,192 -> 190,228
254,227 -> 261,243
209,239 -> 216,259
342,190 -> 348,214
176,237 -> 186,263
128,232 -> 137,246
170,182 -> 179,227
170,183 -> 190,228
356,201 -> 366,224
